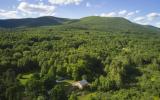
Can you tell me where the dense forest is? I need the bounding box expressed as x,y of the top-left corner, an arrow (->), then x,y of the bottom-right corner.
0,16 -> 160,100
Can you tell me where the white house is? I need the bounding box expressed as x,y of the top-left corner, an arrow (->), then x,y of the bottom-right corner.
72,80 -> 89,89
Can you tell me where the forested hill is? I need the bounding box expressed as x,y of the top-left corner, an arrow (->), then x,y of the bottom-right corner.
60,16 -> 160,34
0,16 -> 160,34
0,16 -> 160,100
0,16 -> 70,28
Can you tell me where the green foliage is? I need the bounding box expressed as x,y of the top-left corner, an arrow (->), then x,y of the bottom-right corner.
0,24 -> 160,100
69,92 -> 78,100
56,16 -> 160,34
0,16 -> 70,28
48,85 -> 67,100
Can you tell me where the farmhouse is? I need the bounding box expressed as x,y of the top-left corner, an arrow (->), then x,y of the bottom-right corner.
72,80 -> 89,89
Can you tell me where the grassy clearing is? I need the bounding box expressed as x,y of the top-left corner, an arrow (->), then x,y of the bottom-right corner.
18,73 -> 33,85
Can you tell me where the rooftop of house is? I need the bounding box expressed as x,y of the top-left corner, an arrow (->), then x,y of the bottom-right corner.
78,80 -> 88,86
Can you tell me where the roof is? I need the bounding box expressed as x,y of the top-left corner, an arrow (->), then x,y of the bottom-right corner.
78,80 -> 88,86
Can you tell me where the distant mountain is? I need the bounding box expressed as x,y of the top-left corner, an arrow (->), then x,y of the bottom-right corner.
0,16 -> 160,34
0,16 -> 70,28
59,16 -> 160,34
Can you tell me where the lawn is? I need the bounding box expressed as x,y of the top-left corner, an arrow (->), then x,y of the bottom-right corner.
18,73 -> 33,85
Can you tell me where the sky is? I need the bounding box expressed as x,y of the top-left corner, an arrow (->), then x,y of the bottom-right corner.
0,0 -> 160,27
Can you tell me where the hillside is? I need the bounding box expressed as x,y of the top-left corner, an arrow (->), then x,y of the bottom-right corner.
0,26 -> 160,100
0,15 -> 160,100
59,16 -> 160,34
0,16 -> 70,28
0,16 -> 160,34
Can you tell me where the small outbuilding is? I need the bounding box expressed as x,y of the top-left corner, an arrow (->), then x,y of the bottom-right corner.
72,80 -> 89,89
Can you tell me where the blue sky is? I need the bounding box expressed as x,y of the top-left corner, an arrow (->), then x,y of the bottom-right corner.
0,0 -> 160,27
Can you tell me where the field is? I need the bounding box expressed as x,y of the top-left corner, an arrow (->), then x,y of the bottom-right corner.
18,73 -> 33,85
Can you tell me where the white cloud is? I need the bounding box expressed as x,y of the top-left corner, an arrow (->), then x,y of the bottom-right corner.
99,10 -> 160,26
156,22 -> 160,28
0,9 -> 19,19
48,0 -> 83,5
133,16 -> 148,25
100,12 -> 117,17
133,12 -> 160,26
126,10 -> 139,17
86,2 -> 91,7
17,2 -> 56,16
118,10 -> 127,15
134,16 -> 145,22
100,10 -> 140,19
127,12 -> 135,16
147,12 -> 160,21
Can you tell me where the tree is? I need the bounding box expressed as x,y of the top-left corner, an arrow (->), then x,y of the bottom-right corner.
47,65 -> 56,79
43,76 -> 56,90
26,79 -> 44,97
5,83 -> 23,100
49,85 -> 67,100
4,69 -> 16,85
69,92 -> 78,100
92,75 -> 116,91
13,52 -> 22,59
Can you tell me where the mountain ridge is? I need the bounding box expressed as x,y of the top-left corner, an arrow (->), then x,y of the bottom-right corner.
0,16 -> 70,28
58,16 -> 160,34
0,16 -> 160,34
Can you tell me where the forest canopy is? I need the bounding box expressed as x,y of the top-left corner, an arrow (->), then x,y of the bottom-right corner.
0,23 -> 160,100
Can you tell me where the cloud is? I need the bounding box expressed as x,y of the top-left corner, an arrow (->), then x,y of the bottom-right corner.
134,16 -> 145,22
100,10 -> 140,19
0,0 -> 84,19
147,12 -> 160,21
118,10 -> 127,15
133,16 -> 149,25
156,22 -> 160,28
17,2 -> 56,16
0,9 -> 19,19
48,0 -> 83,5
99,10 -> 160,26
86,2 -> 91,7
126,10 -> 139,18
133,12 -> 160,25
127,12 -> 135,16
100,12 -> 117,17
